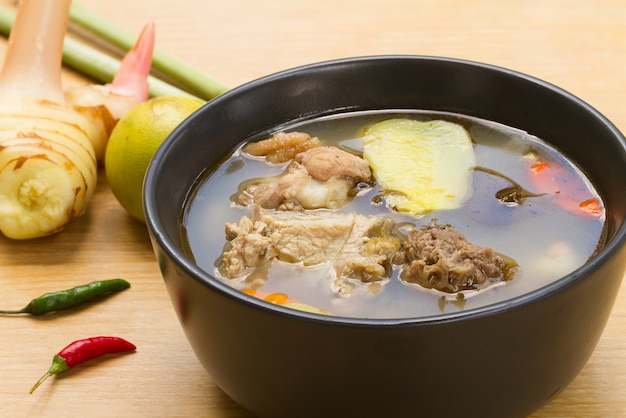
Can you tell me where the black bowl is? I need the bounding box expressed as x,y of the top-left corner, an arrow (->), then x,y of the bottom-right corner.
144,56 -> 626,418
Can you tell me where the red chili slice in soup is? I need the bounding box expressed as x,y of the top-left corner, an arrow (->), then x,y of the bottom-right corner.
528,161 -> 603,218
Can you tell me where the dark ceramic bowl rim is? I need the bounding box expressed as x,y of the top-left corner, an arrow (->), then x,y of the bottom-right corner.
144,54 -> 626,327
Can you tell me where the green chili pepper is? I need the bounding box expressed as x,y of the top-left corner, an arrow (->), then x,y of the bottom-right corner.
0,279 -> 130,315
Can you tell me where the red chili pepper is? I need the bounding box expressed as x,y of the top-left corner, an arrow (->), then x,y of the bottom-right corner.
30,336 -> 136,394
528,161 -> 604,218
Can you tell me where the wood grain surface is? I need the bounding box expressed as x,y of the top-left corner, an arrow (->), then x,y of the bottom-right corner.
1,0 -> 625,416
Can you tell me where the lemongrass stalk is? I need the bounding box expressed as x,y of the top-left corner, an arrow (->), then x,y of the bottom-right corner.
0,6 -> 198,100
70,2 -> 230,100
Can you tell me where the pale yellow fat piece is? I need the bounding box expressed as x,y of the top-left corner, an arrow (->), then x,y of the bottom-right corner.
363,118 -> 475,215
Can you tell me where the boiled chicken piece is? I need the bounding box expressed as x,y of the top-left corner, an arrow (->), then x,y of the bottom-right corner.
220,207 -> 400,296
239,142 -> 372,210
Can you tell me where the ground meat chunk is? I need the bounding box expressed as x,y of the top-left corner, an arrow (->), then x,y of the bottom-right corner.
242,131 -> 322,163
393,221 -> 512,293
238,146 -> 372,210
219,207 -> 400,295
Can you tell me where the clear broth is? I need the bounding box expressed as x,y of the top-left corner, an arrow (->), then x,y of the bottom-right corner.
181,110 -> 606,319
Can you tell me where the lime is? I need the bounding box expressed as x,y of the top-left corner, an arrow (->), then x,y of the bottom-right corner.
105,95 -> 204,222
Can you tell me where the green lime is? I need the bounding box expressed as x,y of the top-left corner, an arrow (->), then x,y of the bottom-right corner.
105,95 -> 203,222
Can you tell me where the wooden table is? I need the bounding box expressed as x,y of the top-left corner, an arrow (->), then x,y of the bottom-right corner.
2,0 -> 626,416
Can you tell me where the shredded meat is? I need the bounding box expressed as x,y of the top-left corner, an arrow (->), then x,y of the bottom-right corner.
238,145 -> 372,210
393,221 -> 512,293
242,131 -> 322,163
220,207 -> 400,295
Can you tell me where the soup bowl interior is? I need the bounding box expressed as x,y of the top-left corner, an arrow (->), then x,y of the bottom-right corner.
144,56 -> 626,418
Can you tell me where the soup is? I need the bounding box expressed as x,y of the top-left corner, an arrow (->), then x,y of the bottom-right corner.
181,110 -> 606,319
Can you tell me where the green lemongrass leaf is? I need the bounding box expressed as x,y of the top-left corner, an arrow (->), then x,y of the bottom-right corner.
0,6 -> 199,99
70,2 -> 230,100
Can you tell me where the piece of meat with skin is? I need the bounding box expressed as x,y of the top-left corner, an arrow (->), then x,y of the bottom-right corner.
219,208 -> 400,296
393,221 -> 513,293
294,146 -> 372,182
262,211 -> 356,265
238,162 -> 311,209
266,212 -> 398,295
238,146 -> 372,210
239,161 -> 352,210
242,131 -> 322,163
